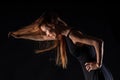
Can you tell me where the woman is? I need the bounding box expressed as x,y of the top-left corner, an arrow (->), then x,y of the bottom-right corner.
9,12 -> 113,80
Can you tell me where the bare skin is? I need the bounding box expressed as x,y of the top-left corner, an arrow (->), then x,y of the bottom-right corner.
68,30 -> 103,72
9,21 -> 103,72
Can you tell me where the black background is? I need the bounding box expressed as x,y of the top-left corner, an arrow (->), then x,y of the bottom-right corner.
0,1 -> 120,80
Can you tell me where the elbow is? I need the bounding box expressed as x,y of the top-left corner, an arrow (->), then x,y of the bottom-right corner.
99,39 -> 104,46
92,39 -> 104,47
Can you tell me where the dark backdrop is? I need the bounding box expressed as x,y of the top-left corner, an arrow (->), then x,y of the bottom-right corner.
0,1 -> 120,80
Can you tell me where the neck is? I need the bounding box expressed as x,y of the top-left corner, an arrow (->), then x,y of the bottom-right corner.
61,27 -> 71,37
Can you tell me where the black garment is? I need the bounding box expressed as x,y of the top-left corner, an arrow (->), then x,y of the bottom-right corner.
65,30 -> 113,80
14,29 -> 113,80
14,40 -> 84,80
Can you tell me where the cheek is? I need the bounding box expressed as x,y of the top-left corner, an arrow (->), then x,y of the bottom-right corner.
41,27 -> 46,32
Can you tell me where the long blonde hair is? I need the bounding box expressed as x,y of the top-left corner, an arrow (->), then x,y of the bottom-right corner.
55,35 -> 67,69
35,12 -> 68,69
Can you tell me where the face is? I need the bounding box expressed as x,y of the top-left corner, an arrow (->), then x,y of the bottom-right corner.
40,24 -> 57,39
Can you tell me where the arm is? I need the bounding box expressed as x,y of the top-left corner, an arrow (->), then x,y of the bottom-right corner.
69,30 -> 104,72
9,31 -> 56,41
8,22 -> 56,41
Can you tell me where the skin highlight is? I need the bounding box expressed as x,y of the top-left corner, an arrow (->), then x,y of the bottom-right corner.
9,15 -> 104,71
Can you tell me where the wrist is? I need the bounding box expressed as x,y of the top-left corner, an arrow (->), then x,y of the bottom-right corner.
96,63 -> 102,68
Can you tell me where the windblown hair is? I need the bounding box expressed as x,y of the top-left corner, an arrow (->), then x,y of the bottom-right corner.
35,12 -> 68,69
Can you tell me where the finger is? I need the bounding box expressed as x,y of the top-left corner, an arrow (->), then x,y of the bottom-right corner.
88,68 -> 91,72
8,32 -> 12,38
87,66 -> 93,72
86,67 -> 89,71
86,65 -> 90,71
86,65 -> 93,72
85,62 -> 89,65
11,34 -> 16,38
87,67 -> 91,72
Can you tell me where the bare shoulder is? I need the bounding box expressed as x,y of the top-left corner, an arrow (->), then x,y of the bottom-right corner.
69,29 -> 103,45
63,28 -> 82,37
66,29 -> 83,44
68,29 -> 83,38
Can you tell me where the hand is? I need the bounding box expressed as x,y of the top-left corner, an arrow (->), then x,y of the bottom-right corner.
85,62 -> 101,72
8,32 -> 20,38
8,32 -> 12,38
